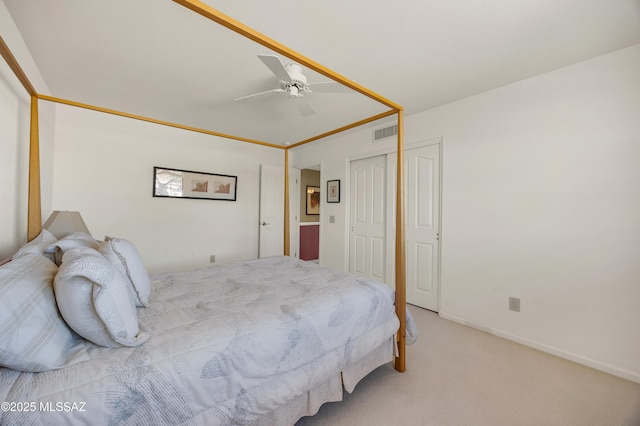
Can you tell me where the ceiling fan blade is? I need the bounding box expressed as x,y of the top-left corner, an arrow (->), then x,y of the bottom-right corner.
258,54 -> 292,83
307,81 -> 354,93
293,95 -> 315,116
234,88 -> 284,101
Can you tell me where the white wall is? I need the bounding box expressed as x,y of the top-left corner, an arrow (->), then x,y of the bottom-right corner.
0,0 -> 54,258
52,105 -> 283,273
292,44 -> 640,382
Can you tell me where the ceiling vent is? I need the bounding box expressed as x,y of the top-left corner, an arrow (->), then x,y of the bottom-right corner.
372,124 -> 398,142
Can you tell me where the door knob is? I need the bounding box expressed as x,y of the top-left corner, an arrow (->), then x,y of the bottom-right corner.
261,222 -> 269,226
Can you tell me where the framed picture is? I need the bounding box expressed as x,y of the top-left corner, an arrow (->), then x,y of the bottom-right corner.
153,167 -> 237,201
327,180 -> 340,203
306,186 -> 320,215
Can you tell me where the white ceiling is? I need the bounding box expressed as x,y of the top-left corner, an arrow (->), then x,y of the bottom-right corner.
5,0 -> 640,146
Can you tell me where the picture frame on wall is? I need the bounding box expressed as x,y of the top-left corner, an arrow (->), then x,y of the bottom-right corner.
306,186 -> 320,215
327,180 -> 340,203
153,166 -> 237,201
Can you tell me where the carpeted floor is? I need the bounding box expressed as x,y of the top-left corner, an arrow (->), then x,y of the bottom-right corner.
297,305 -> 640,426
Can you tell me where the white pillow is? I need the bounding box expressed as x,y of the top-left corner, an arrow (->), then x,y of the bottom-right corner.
0,254 -> 87,372
45,231 -> 99,266
99,236 -> 150,307
12,229 -> 57,263
54,247 -> 149,348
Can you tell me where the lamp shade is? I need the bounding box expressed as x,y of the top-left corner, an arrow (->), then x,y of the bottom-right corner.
42,211 -> 91,239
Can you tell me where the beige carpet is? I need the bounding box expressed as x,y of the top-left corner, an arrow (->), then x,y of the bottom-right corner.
297,305 -> 640,426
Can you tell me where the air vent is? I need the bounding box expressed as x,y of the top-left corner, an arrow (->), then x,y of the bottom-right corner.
373,124 -> 398,142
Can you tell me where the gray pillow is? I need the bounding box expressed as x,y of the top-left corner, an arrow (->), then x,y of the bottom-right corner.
99,237 -> 150,307
54,247 -> 149,347
0,254 -> 87,372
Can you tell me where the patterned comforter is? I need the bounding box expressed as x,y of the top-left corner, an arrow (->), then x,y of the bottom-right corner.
0,256 -> 415,425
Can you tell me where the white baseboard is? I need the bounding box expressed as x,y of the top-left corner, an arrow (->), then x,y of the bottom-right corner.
438,311 -> 640,385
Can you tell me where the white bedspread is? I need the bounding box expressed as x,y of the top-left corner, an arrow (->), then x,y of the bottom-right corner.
0,256 -> 416,425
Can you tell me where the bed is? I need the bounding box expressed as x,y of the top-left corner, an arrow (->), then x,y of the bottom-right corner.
0,233 -> 416,425
0,0 -> 409,369
2,0 -> 414,423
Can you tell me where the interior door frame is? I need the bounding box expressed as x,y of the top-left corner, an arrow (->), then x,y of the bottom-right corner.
345,137 -> 443,307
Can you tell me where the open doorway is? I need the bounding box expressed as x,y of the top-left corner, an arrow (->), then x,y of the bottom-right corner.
299,166 -> 320,262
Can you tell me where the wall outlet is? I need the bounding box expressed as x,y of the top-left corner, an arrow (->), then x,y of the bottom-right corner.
209,255 -> 216,263
509,297 -> 520,312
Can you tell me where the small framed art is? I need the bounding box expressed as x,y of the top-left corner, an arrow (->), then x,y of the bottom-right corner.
306,186 -> 320,215
327,180 -> 340,203
153,167 -> 237,201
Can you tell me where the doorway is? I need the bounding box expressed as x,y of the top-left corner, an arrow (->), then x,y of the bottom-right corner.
299,166 -> 320,262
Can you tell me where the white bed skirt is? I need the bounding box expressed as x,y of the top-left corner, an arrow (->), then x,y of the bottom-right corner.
249,338 -> 395,426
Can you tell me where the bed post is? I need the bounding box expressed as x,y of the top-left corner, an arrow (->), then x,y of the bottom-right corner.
27,95 -> 42,241
0,37 -> 41,241
283,149 -> 290,256
394,109 -> 406,372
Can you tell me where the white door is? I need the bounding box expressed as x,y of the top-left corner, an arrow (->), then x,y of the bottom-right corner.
349,155 -> 386,282
259,164 -> 284,258
388,144 -> 441,311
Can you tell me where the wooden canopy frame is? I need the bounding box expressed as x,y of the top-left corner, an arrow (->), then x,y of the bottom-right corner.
0,0 -> 407,372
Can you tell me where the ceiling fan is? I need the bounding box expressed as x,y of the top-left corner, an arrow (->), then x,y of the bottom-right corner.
234,54 -> 353,116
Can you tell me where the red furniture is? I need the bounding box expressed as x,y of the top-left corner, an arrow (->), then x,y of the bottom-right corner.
299,224 -> 319,261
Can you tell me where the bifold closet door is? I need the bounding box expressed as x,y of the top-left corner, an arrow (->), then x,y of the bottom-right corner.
349,155 -> 386,283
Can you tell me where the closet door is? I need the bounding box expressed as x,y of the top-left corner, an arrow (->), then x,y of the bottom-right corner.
349,155 -> 386,282
388,144 -> 441,311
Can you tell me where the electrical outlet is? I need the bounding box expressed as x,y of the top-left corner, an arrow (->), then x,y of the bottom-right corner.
509,297 -> 520,312
209,255 -> 216,263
